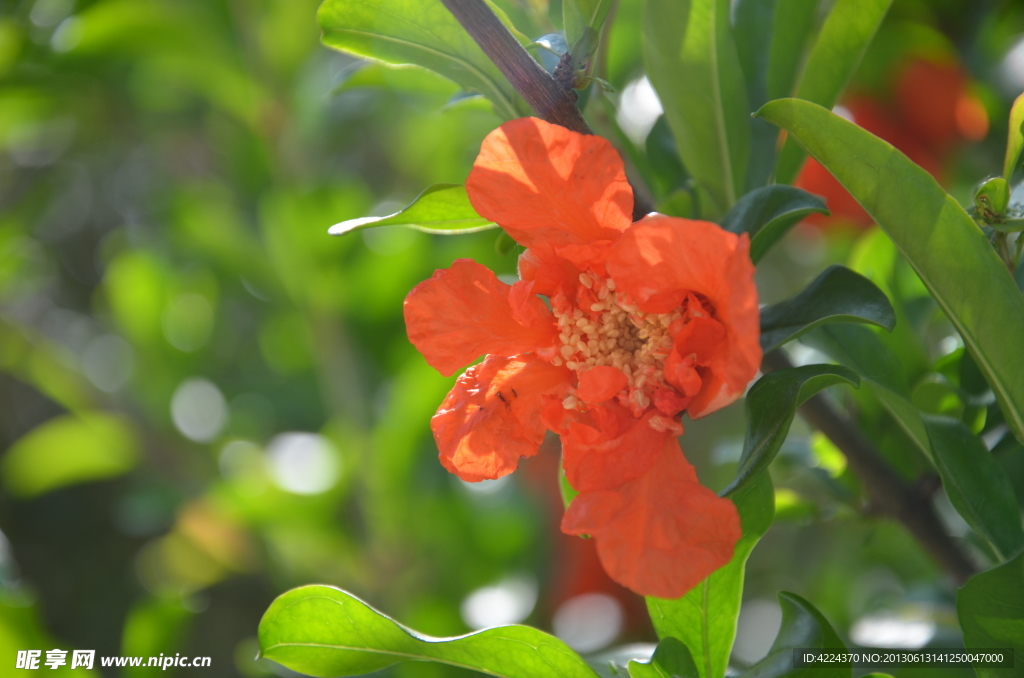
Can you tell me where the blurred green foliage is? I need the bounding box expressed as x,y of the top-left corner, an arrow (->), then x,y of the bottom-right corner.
1,0 -> 1023,676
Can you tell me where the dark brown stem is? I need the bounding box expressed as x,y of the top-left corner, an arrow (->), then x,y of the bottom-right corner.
763,350 -> 977,585
440,0 -> 592,134
441,0 -> 654,220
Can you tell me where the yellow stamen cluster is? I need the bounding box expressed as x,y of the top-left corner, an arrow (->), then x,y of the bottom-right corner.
553,272 -> 683,410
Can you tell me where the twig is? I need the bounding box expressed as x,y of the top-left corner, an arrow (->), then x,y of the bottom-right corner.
441,0 -> 654,219
763,350 -> 978,585
440,0 -> 591,134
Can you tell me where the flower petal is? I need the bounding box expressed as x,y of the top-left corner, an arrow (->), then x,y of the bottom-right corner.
561,404 -> 668,492
607,215 -> 761,418
467,118 -> 633,265
404,259 -> 558,376
433,355 -> 572,482
561,437 -> 741,598
577,366 -> 629,403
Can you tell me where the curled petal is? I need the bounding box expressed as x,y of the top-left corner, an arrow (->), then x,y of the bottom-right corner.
467,118 -> 633,268
404,259 -> 557,376
607,216 -> 761,418
561,405 -> 668,492
561,437 -> 741,598
433,355 -> 572,482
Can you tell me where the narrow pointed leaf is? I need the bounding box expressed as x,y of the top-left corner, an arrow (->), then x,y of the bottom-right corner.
760,98 -> 1024,446
775,0 -> 893,183
743,592 -> 849,678
765,0 -> 819,101
1004,93 -> 1024,181
317,0 -> 527,120
760,265 -> 896,353
628,637 -> 699,678
258,585 -> 598,678
643,0 -> 750,213
647,471 -> 774,678
957,552 -> 1024,677
924,416 -> 1024,561
801,324 -> 934,462
723,365 -> 859,496
563,0 -> 614,52
721,185 -> 829,263
328,184 -> 496,236
733,0 -> 780,189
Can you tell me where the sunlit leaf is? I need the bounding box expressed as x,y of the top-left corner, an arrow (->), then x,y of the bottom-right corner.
643,0 -> 750,214
628,637 -> 699,678
2,412 -> 138,498
957,552 -> 1024,677
774,0 -> 893,183
1004,93 -> 1024,181
720,185 -> 829,263
924,416 -> 1024,561
742,592 -> 849,678
647,471 -> 774,678
258,585 -> 598,677
759,265 -> 896,353
723,365 -> 860,496
328,184 -> 496,236
317,0 -> 528,120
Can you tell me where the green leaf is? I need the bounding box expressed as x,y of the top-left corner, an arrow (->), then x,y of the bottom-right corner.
647,471 -> 774,678
720,185 -> 829,263
924,416 -> 1024,561
317,0 -> 527,120
628,637 -> 699,678
258,585 -> 598,678
801,324 -> 934,462
723,365 -> 860,496
733,0 -> 778,189
642,0 -> 750,213
759,265 -> 896,353
759,98 -> 1024,446
957,552 -> 1024,677
774,0 -> 893,184
563,0 -> 613,55
328,185 -> 496,236
743,592 -> 848,678
1004,93 -> 1024,182
2,412 -> 138,498
765,0 -> 818,101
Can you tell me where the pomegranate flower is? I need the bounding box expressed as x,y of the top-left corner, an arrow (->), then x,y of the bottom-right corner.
403,118 -> 761,598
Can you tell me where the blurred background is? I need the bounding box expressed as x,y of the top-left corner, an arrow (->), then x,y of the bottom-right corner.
1,0 -> 1023,675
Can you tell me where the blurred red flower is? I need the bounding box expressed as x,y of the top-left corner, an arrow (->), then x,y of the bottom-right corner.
797,57 -> 988,228
404,117 -> 761,598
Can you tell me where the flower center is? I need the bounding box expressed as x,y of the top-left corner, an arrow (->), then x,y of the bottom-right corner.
552,272 -> 684,411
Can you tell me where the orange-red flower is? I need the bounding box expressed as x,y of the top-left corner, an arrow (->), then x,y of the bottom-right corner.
404,117 -> 760,598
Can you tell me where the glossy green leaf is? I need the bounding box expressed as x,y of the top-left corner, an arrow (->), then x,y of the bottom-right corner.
759,265 -> 896,353
258,585 -> 598,678
802,324 -> 934,462
760,98 -> 1024,446
647,471 -> 774,678
775,0 -> 893,184
720,185 -> 829,263
317,0 -> 527,120
723,365 -> 859,496
743,592 -> 849,678
957,552 -> 1024,677
1004,93 -> 1024,181
628,637 -> 699,678
328,185 -> 496,236
563,0 -> 613,55
924,416 -> 1024,561
2,412 -> 138,497
642,0 -> 750,213
765,0 -> 818,101
733,0 -> 778,189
